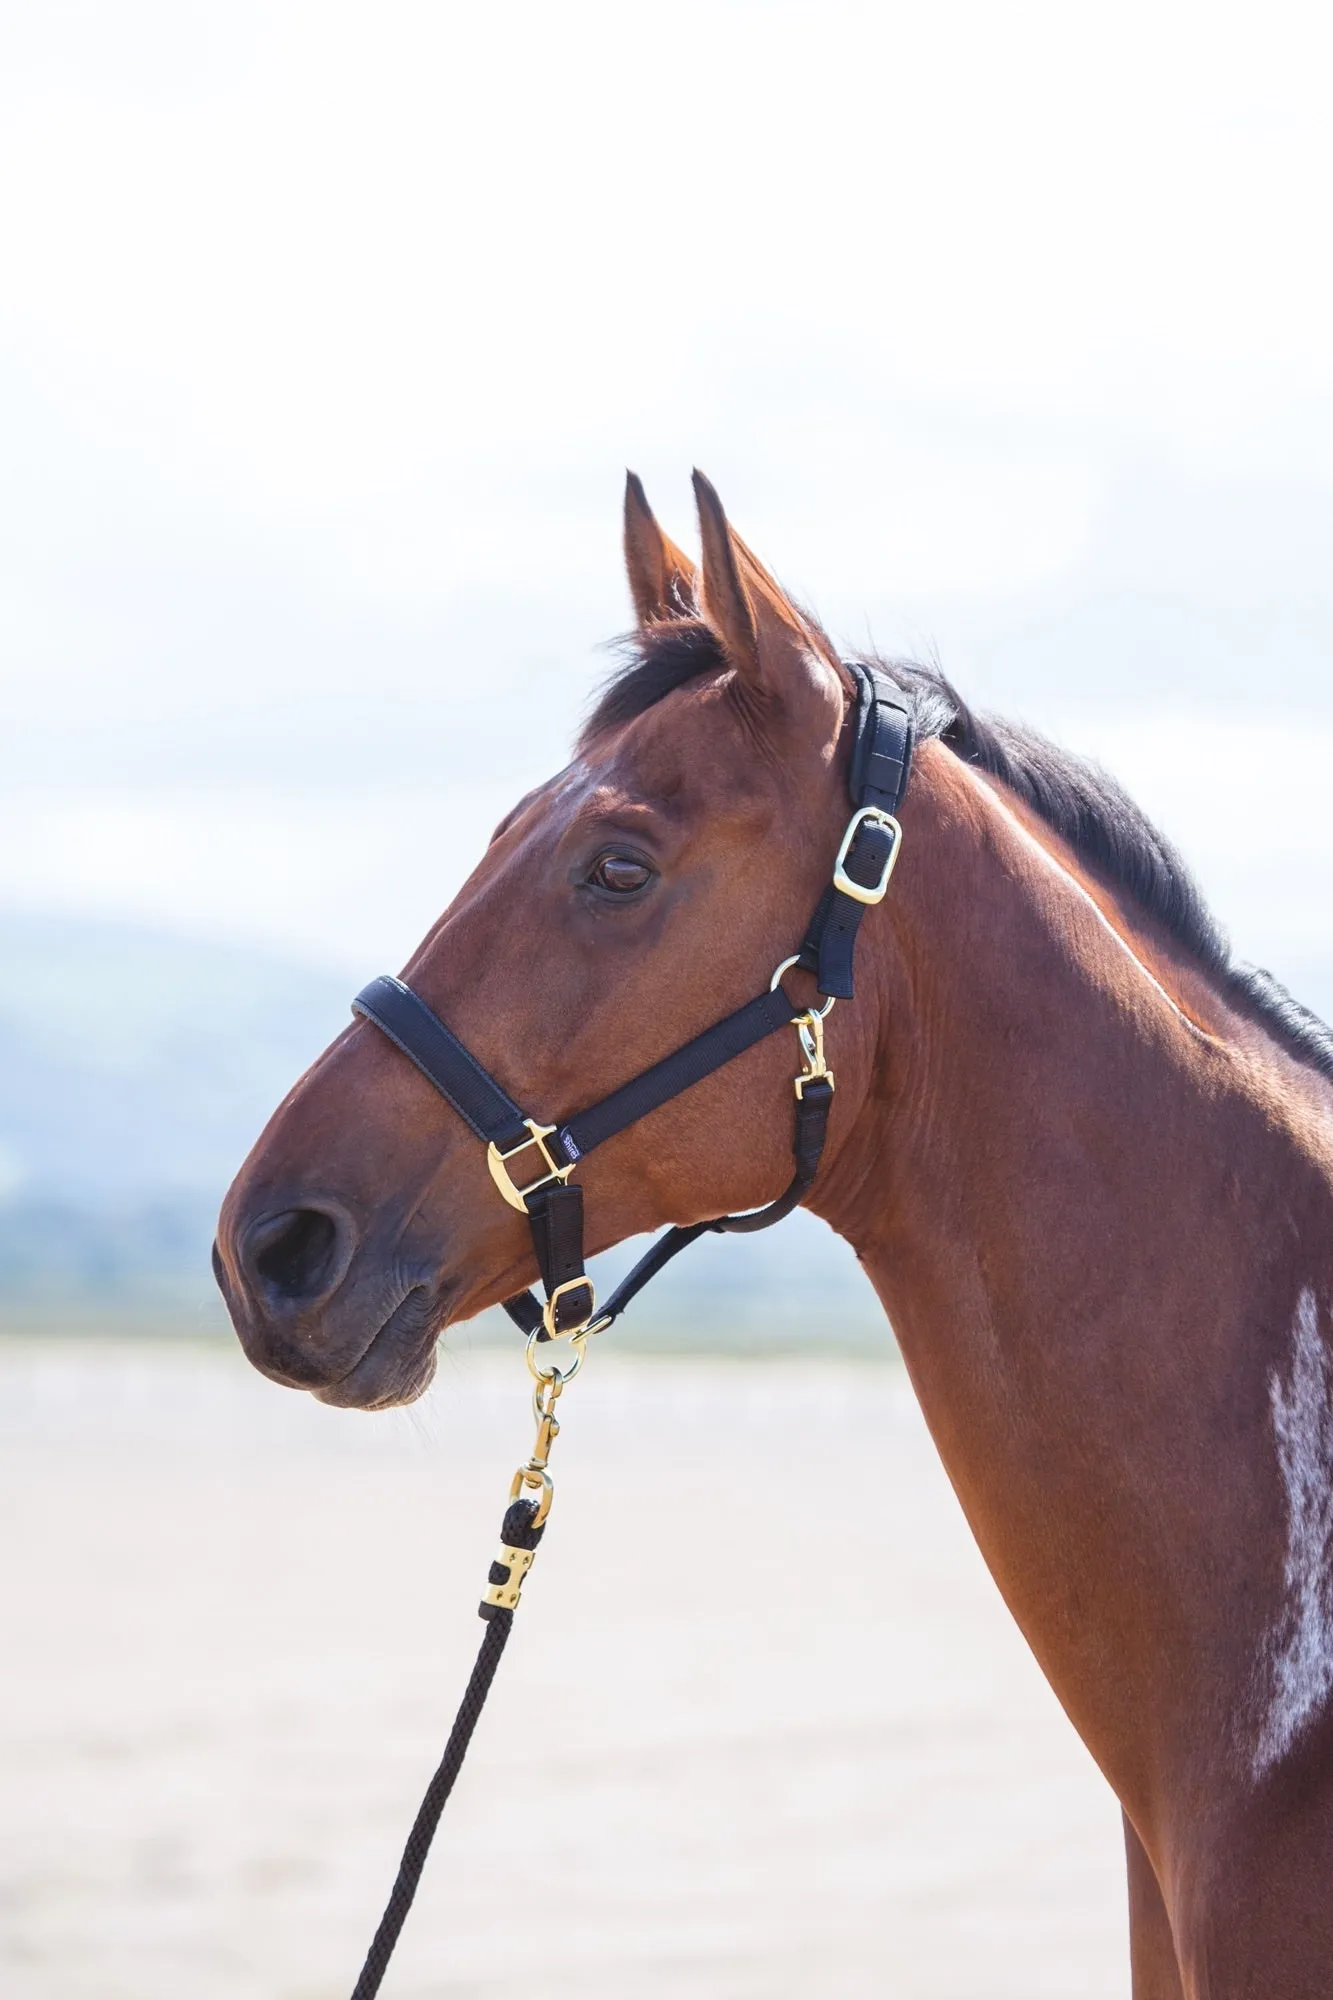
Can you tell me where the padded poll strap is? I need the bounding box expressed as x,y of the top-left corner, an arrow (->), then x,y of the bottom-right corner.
848,662 -> 914,814
352,976 -> 530,1151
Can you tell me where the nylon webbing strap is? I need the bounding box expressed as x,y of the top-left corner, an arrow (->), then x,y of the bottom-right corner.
804,663 -> 913,997
568,1219 -> 713,1330
500,1290 -> 546,1337
352,976 -> 529,1151
525,1184 -> 595,1336
353,978 -> 796,1173
552,986 -> 794,1164
800,829 -> 892,999
715,1075 -> 832,1234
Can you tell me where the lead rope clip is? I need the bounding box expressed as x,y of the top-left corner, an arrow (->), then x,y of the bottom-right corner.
504,1327 -> 588,1531
793,1007 -> 835,1099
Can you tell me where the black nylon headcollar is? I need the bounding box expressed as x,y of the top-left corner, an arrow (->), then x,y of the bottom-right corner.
351,660 -> 912,1344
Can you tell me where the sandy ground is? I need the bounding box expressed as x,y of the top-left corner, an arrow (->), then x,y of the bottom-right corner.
0,1337 -> 1128,1999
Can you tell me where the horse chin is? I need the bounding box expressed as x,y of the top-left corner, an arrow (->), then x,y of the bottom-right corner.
313,1344 -> 438,1410
309,1286 -> 443,1411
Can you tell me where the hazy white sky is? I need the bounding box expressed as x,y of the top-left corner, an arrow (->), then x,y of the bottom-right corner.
2,0 -> 1331,991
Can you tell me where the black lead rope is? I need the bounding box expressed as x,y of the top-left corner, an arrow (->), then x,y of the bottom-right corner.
348,1496 -> 544,2000
342,662 -> 912,1995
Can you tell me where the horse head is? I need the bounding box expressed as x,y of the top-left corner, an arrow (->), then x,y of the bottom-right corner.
214,475 -> 883,1408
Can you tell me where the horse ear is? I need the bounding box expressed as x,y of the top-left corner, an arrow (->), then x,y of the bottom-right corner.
623,472 -> 697,625
692,468 -> 840,696
692,469 -> 761,677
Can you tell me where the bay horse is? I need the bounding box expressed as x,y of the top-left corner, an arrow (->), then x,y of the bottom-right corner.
215,472 -> 1333,1997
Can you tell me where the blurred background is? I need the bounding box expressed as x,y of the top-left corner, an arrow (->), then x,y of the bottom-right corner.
2,1 -> 1330,1993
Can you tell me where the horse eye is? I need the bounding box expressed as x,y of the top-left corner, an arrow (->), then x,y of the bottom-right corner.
590,854 -> 653,895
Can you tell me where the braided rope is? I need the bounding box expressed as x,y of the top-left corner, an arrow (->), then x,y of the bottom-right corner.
348,1497 -> 544,1999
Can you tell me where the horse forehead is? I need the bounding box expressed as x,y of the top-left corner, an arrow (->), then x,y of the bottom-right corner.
502,755 -> 674,833
580,685 -> 779,805
496,682 -> 789,858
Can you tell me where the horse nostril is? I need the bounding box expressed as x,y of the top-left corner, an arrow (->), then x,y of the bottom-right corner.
247,1208 -> 343,1304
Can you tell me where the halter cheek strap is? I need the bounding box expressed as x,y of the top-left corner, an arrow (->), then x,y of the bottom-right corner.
799,664 -> 913,998
350,661 -> 912,1346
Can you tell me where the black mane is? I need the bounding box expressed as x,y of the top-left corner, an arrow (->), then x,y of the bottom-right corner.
584,628 -> 1333,1082
582,621 -> 727,740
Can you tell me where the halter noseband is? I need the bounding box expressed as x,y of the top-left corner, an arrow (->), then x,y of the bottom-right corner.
351,662 -> 913,1352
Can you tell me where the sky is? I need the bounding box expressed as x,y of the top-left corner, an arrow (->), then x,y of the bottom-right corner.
2,0 -> 1332,999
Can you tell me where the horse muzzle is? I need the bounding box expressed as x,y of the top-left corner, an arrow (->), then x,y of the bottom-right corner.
213,1195 -> 444,1409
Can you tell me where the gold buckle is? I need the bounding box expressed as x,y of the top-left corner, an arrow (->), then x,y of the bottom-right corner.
486,1120 -> 573,1213
541,1276 -> 597,1341
794,1073 -> 833,1099
831,807 -> 902,905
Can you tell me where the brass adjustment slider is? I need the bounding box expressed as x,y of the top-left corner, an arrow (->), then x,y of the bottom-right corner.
541,1275 -> 597,1341
486,1120 -> 574,1213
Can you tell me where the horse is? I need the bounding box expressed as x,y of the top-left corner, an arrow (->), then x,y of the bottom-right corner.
215,471 -> 1333,1997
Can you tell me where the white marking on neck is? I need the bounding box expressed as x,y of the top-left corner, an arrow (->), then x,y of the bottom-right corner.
1254,1288 -> 1333,1777
956,763 -> 1199,1034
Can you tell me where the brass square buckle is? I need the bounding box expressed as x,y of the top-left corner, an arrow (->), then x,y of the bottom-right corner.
831,807 -> 903,906
541,1276 -> 597,1341
486,1120 -> 574,1213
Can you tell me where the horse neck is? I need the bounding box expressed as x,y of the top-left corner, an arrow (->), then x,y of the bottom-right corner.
810,740 -> 1333,1826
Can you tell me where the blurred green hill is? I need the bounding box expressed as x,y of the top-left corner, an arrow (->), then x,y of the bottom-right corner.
0,913 -> 889,1348
0,913 -> 349,1321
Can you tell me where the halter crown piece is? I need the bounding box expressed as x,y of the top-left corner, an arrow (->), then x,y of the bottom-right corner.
351,662 -> 913,1349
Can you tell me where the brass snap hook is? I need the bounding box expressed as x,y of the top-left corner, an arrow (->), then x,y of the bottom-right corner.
792,1007 -> 835,1099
